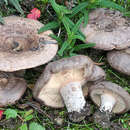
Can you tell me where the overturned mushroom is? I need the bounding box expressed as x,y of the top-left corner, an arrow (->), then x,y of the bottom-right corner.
89,81 -> 130,113
89,81 -> 130,127
33,55 -> 106,122
0,72 -> 27,107
107,48 -> 130,75
0,16 -> 58,72
80,8 -> 130,50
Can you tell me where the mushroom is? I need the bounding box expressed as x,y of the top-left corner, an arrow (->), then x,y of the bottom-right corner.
80,8 -> 130,50
107,48 -> 130,75
0,16 -> 57,106
33,55 -> 106,122
89,81 -> 130,114
0,72 -> 27,107
89,81 -> 130,128
0,16 -> 58,72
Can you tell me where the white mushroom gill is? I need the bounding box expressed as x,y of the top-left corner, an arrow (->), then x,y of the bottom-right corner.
100,94 -> 116,113
60,82 -> 86,113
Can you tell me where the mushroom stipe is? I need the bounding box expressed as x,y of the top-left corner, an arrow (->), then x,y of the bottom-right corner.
60,82 -> 87,122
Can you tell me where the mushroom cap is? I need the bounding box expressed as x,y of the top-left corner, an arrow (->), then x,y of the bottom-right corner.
0,16 -> 58,72
82,65 -> 106,97
33,55 -> 95,108
89,65 -> 106,82
107,48 -> 130,75
80,8 -> 130,50
89,81 -> 130,114
0,72 -> 27,107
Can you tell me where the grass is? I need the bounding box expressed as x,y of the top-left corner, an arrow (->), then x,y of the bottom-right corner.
0,0 -> 130,130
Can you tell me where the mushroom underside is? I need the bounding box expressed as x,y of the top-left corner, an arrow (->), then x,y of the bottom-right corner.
38,67 -> 86,108
90,89 -> 126,113
90,81 -> 130,113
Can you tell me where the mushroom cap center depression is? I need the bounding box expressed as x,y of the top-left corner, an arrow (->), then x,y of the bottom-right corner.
38,68 -> 85,108
0,25 -> 39,53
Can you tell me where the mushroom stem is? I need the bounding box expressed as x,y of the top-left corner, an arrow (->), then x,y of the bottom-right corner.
60,82 -> 87,122
100,94 -> 116,113
60,82 -> 85,113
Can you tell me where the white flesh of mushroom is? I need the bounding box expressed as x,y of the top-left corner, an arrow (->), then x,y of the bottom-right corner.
60,82 -> 86,113
100,94 -> 116,113
38,68 -> 86,108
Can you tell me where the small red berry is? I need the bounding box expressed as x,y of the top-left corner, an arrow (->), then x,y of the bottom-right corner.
27,8 -> 41,20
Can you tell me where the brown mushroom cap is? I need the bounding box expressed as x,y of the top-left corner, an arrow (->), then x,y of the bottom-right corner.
33,55 -> 94,108
80,8 -> 130,50
0,72 -> 27,107
89,81 -> 130,114
0,16 -> 58,72
89,65 -> 106,82
82,65 -> 106,97
107,48 -> 130,75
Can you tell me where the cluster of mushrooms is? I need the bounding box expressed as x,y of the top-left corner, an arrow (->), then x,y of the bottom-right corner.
0,8 -> 130,127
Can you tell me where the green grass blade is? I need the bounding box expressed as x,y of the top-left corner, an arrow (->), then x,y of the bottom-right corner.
9,0 -> 24,14
69,52 -> 77,57
49,0 -> 71,16
99,0 -> 126,12
58,41 -> 69,56
69,2 -> 89,17
49,34 -> 63,45
62,16 -> 71,34
62,16 -> 74,29
123,11 -> 130,17
82,9 -> 89,27
73,43 -> 96,51
38,21 -> 59,34
49,0 -> 60,15
63,16 -> 86,39
71,35 -> 85,42
72,17 -> 84,34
